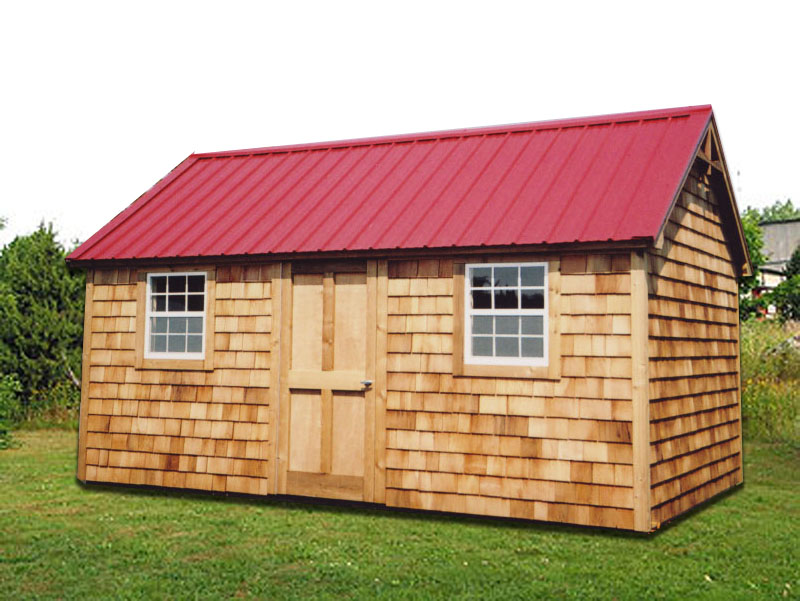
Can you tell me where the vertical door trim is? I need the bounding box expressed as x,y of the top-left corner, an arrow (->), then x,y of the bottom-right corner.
363,260 -> 378,501
77,269 -> 95,482
276,262 -> 293,494
374,260 -> 388,504
269,263 -> 283,494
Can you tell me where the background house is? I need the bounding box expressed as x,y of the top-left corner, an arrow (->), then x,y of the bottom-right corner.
759,218 -> 800,290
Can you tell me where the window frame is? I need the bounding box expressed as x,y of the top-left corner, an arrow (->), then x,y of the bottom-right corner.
144,271 -> 207,360
453,258 -> 560,380
134,267 -> 216,371
463,261 -> 549,367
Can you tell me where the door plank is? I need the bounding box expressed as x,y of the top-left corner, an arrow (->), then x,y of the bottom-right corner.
291,273 -> 323,371
320,389 -> 333,474
288,391 -> 322,473
333,272 -> 367,371
332,391 -> 366,477
322,272 -> 335,370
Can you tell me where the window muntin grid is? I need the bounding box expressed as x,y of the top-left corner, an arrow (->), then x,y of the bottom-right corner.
464,262 -> 548,366
144,273 -> 206,359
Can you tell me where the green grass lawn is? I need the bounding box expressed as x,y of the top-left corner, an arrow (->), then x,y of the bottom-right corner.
1,431 -> 797,600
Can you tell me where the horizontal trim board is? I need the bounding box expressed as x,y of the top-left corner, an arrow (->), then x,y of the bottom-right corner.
66,240 -> 650,269
288,370 -> 367,391
286,471 -> 363,501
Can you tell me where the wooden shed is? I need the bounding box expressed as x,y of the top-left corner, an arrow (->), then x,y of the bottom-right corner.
67,105 -> 750,532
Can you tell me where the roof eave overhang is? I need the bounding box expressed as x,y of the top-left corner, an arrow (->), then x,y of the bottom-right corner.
65,238 -> 650,270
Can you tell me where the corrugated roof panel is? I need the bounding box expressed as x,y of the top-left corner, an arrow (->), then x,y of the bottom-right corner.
310,142 -> 417,251
68,105 -> 714,262
441,131 -> 533,247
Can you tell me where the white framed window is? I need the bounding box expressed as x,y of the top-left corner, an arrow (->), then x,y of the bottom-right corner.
144,272 -> 206,359
464,262 -> 548,366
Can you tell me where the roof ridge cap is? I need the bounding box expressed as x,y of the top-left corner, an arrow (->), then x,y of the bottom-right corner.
191,105 -> 714,159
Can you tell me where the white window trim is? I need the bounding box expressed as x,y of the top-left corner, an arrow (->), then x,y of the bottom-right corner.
463,262 -> 548,367
144,271 -> 207,360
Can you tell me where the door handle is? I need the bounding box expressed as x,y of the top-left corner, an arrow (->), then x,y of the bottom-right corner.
360,380 -> 373,389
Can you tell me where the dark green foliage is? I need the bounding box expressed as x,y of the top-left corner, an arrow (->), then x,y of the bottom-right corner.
0,374 -> 22,448
738,294 -> 767,321
784,245 -> 800,278
766,245 -> 800,322
770,275 -> 800,323
0,223 -> 84,422
738,209 -> 766,319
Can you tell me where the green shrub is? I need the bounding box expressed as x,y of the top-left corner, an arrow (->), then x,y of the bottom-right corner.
0,223 -> 84,422
740,320 -> 800,442
0,374 -> 22,449
770,274 -> 800,322
742,379 -> 800,442
784,244 -> 800,278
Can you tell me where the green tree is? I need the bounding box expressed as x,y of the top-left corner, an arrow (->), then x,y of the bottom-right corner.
0,223 -> 85,419
739,208 -> 767,319
768,244 -> 800,322
770,275 -> 800,322
0,374 -> 22,449
757,199 -> 800,223
784,245 -> 800,278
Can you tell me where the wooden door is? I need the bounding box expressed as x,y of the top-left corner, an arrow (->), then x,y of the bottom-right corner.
277,262 -> 376,502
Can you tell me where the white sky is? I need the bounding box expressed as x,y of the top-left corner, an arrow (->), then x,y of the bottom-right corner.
1,1 -> 797,249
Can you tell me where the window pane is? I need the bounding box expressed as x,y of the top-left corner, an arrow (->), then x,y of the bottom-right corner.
187,275 -> 205,292
169,317 -> 187,333
472,290 -> 492,309
187,317 -> 203,334
151,334 -> 167,353
521,265 -> 545,287
187,294 -> 204,311
470,267 -> 491,288
168,275 -> 186,293
521,315 -> 544,335
522,337 -> 544,358
495,315 -> 519,335
186,335 -> 203,353
493,266 -> 518,287
151,276 -> 167,293
168,335 -> 186,353
495,337 -> 519,357
151,295 -> 166,312
521,289 -> 544,309
151,316 -> 168,333
494,289 -> 518,309
472,315 -> 492,335
472,336 -> 493,357
168,295 -> 186,311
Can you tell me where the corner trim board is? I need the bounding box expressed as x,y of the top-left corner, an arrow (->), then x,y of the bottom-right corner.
76,270 -> 95,482
630,250 -> 652,531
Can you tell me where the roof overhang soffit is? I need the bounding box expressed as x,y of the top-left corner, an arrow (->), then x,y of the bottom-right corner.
653,116 -> 752,277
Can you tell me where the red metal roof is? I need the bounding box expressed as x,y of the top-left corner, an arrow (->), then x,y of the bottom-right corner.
68,105 -> 714,263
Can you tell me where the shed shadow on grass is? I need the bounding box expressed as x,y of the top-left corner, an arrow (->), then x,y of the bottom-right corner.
73,477 -> 738,540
